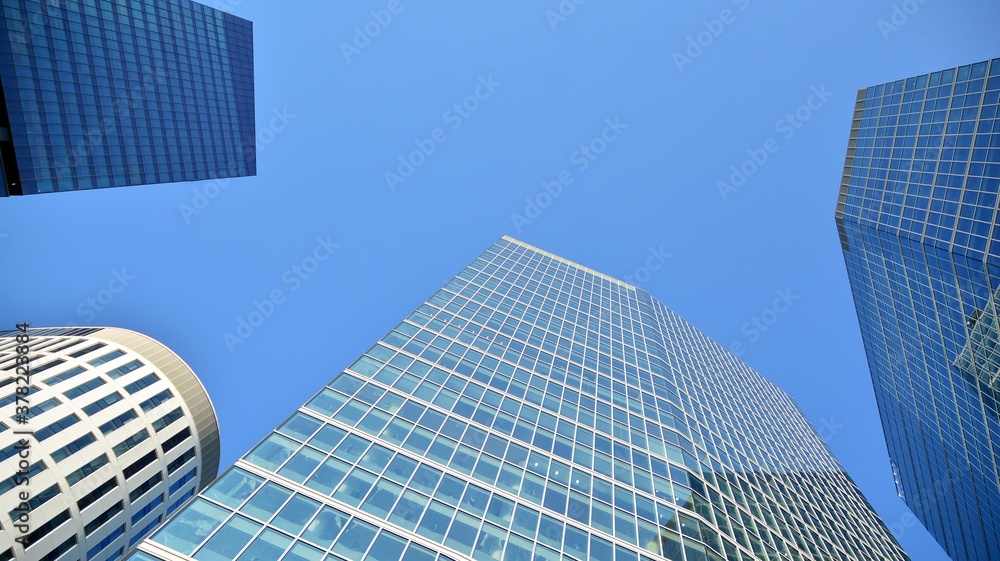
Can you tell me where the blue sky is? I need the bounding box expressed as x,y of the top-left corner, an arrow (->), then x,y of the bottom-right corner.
3,1 -> 999,558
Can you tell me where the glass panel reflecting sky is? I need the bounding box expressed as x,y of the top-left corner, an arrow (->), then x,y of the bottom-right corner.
837,58 -> 1000,561
0,0 -> 254,196
132,237 -> 908,561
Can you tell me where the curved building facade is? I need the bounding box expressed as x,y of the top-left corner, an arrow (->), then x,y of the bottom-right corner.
131,237 -> 904,561
0,327 -> 220,561
837,58 -> 1000,559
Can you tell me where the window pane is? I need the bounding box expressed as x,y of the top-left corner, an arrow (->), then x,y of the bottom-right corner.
300,506 -> 349,549
278,413 -> 324,442
416,500 -> 454,543
152,498 -> 230,555
333,468 -> 378,507
435,474 -> 466,507
360,478 -> 403,519
519,471 -> 545,505
236,528 -> 292,561
537,514 -> 563,550
401,543 -> 437,561
385,455 -> 418,484
357,444 -> 394,474
278,446 -> 326,483
485,494 -> 514,527
306,389 -> 347,417
444,511 -> 479,555
332,519 -> 379,558
245,434 -> 299,472
496,463 -> 522,495
389,490 -> 429,530
615,509 -> 637,545
364,530 -> 407,561
358,409 -> 392,436
240,482 -> 292,523
283,542 -> 326,561
637,518 -> 660,555
426,436 -> 456,464
203,468 -> 264,509
381,418 -> 414,446
193,515 -> 260,561
506,533 -> 533,561
410,465 -> 442,495
305,457 -> 352,496
472,522 -> 506,561
460,484 -> 490,517
334,434 -> 371,463
308,424 -> 347,452
273,495 -> 321,535
564,524 -> 588,560
511,503 -> 539,539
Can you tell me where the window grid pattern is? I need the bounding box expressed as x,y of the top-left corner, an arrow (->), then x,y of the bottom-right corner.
0,328 -> 213,561
135,238 -> 906,561
837,59 -> 1000,560
0,0 -> 255,196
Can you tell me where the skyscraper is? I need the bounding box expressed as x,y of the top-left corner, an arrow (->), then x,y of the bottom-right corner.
837,58 -> 1000,560
0,0 -> 255,196
0,326 -> 220,561
129,237 -> 906,561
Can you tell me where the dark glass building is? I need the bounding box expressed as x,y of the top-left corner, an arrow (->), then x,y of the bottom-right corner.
129,237 -> 906,561
0,0 -> 254,196
837,58 -> 1000,560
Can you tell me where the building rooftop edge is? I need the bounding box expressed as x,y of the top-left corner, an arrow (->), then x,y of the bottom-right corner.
500,235 -> 640,292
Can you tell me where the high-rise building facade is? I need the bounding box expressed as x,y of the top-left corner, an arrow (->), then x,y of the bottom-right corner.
0,0 -> 255,196
129,237 -> 906,561
0,327 -> 221,561
836,58 -> 1000,560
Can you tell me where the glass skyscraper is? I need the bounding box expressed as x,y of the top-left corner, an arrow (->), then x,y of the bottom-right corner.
0,0 -> 254,196
837,59 -> 1000,560
0,327 -> 220,561
129,237 -> 906,561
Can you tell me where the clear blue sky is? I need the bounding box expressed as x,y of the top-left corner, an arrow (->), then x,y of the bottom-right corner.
3,1 -> 999,558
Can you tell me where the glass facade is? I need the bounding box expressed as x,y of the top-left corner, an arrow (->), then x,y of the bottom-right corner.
131,237 -> 907,561
0,0 -> 254,196
836,58 -> 1000,560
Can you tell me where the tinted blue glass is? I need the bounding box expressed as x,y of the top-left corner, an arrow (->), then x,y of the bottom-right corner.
837,58 -> 1000,561
0,0 -> 255,196
132,237 -> 909,561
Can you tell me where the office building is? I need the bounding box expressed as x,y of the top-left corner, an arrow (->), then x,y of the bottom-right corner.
130,237 -> 906,561
837,58 -> 1000,559
0,0 -> 255,196
0,327 -> 221,560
